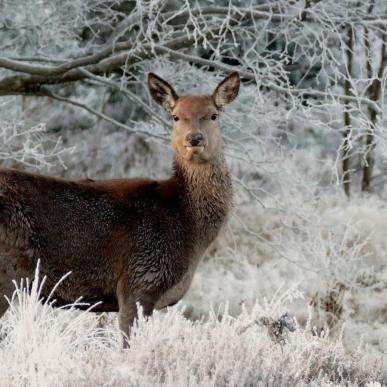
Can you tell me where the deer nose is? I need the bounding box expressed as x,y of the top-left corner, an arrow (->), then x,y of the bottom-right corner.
186,133 -> 204,146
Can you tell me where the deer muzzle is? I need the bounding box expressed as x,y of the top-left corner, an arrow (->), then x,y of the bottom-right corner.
184,133 -> 205,154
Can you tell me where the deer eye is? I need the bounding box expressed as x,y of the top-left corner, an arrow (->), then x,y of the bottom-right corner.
211,114 -> 218,121
172,115 -> 179,122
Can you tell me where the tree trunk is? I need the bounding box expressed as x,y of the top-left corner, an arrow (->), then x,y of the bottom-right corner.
342,27 -> 354,197
361,25 -> 386,192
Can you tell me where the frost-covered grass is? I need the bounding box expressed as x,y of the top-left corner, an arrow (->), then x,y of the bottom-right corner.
0,266 -> 385,387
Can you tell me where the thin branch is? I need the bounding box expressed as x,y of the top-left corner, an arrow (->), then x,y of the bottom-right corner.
38,88 -> 169,142
160,6 -> 387,26
7,57 -> 66,64
78,68 -> 170,128
161,6 -> 289,23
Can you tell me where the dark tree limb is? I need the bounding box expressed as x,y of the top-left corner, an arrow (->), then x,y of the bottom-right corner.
362,23 -> 386,192
342,26 -> 354,198
0,32 -> 211,95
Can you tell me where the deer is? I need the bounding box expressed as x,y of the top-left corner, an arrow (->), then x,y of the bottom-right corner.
0,71 -> 240,345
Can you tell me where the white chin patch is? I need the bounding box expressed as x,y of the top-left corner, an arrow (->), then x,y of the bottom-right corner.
185,146 -> 205,160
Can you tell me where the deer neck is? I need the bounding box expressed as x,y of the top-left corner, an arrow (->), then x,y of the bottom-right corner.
173,153 -> 232,242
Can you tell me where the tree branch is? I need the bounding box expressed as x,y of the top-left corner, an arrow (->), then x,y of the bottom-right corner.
160,6 -> 387,26
0,29 -> 220,95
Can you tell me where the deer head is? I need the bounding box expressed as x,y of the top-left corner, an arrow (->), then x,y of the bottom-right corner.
148,72 -> 240,163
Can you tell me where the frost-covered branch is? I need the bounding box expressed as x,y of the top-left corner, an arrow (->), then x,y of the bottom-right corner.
0,114 -> 73,170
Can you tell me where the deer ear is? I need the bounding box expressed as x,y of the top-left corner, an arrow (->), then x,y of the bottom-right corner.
212,72 -> 240,108
148,73 -> 178,112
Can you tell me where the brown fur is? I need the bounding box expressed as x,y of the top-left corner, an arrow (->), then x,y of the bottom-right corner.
0,72 -> 240,345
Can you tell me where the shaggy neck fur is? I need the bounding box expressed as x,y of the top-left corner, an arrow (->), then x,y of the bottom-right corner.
173,153 -> 232,245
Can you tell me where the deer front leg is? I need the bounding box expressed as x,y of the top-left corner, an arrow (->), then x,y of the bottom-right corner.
0,272 -> 9,319
0,256 -> 31,321
0,293 -> 9,320
0,253 -> 35,324
117,295 -> 136,348
0,273 -> 21,321
116,275 -> 157,348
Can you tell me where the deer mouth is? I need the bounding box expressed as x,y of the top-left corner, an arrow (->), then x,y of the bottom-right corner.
185,145 -> 205,153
